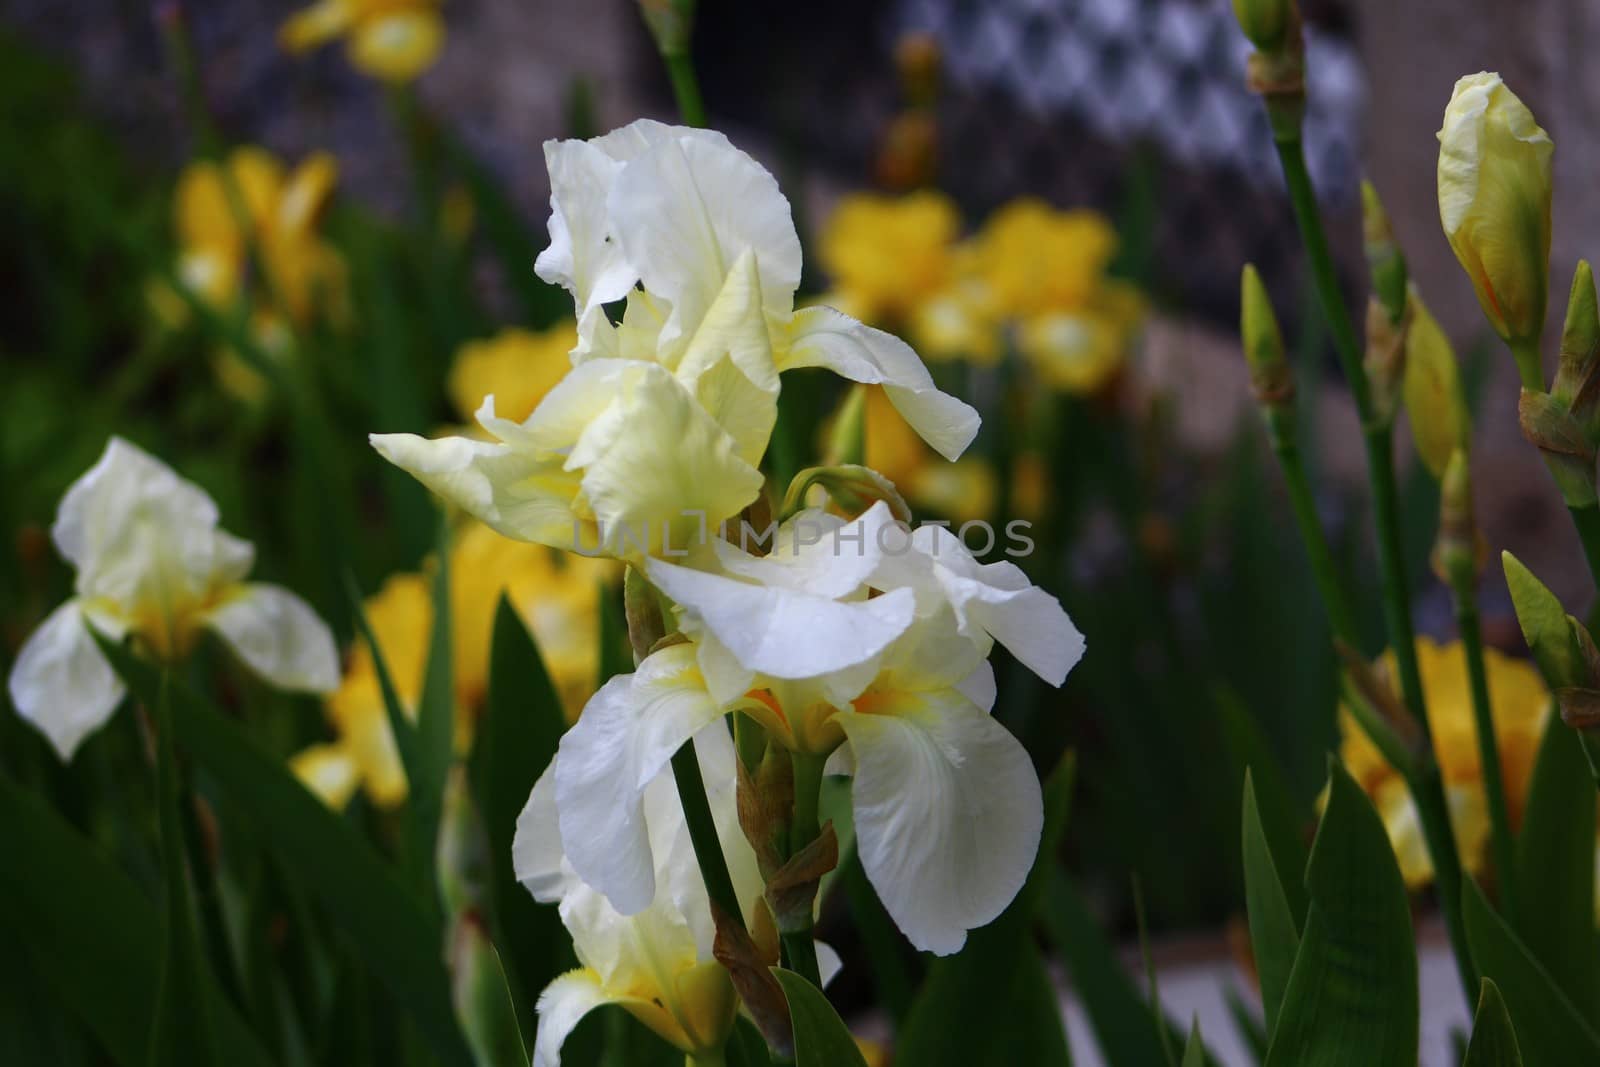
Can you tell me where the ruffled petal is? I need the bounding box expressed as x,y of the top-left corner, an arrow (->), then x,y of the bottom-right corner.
554,644 -> 728,913
532,969 -> 617,1067
835,689 -> 1043,955
514,763 -> 579,904
647,557 -> 916,690
7,600 -> 127,760
204,583 -> 340,693
608,128 -> 801,354
534,139 -> 636,338
780,306 -> 980,461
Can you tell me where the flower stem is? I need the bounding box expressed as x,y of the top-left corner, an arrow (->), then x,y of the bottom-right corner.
1447,575 -> 1520,920
781,751 -> 827,990
1510,336 -> 1545,392
1568,503 -> 1600,590
687,1048 -> 728,1067
1266,424 -> 1360,645
666,51 -> 708,129
1270,129 -> 1477,1001
671,742 -> 747,933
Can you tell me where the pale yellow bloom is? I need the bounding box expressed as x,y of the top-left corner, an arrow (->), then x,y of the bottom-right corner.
448,323 -> 578,426
280,0 -> 444,83
1437,72 -> 1554,347
1338,637 -> 1549,888
294,523 -> 617,808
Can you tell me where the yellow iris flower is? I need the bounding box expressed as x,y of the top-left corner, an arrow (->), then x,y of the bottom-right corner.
292,523 -> 617,809
151,146 -> 346,400
447,322 -> 579,426
280,0 -> 445,83
1338,637 -> 1549,888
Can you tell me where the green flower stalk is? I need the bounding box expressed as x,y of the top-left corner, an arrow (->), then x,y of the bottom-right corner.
1434,451 -> 1519,919
1236,28 -> 1479,995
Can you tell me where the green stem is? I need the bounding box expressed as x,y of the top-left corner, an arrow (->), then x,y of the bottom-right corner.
1510,337 -> 1545,392
1568,504 -> 1600,590
665,51 -> 708,128
1448,577 -> 1520,920
670,742 -> 746,933
178,770 -> 246,1010
1269,427 -> 1359,645
1271,130 -> 1478,1001
687,1048 -> 728,1067
781,751 -> 827,990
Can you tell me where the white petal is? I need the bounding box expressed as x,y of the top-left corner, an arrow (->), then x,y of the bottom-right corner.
608,130 -> 801,353
780,307 -> 980,461
54,436 -> 254,610
817,940 -> 844,987
835,690 -> 1043,955
514,763 -> 578,904
956,659 -> 997,713
554,644 -> 728,914
712,503 -> 896,599
534,139 -> 634,325
647,558 -> 916,685
369,429 -> 581,549
532,969 -> 616,1067
7,600 -> 127,760
205,583 -> 339,693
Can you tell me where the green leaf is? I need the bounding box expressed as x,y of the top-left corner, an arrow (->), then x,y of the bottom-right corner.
413,514 -> 456,904
1041,866 -> 1172,1067
1241,770 -> 1301,1037
895,755 -> 1075,1067
727,1016 -> 777,1067
1217,688 -> 1308,924
772,968 -> 869,1067
0,774 -> 274,1067
1502,552 -> 1583,689
1463,878 -> 1600,1067
1513,719 -> 1596,1013
1265,759 -> 1417,1067
148,672 -> 217,1067
1463,978 -> 1523,1067
95,634 -> 475,1067
472,595 -> 572,1050
1182,1020 -> 1207,1067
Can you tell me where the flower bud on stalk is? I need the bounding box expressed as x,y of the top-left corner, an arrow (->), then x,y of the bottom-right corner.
1233,0 -> 1304,139
1554,261 -> 1600,442
781,463 -> 912,524
1437,73 -> 1554,365
1363,181 -> 1408,326
1432,450 -> 1484,584
1364,293 -> 1410,427
1240,264 -> 1296,442
1518,388 -> 1598,508
1402,290 -> 1470,479
1504,551 -> 1600,728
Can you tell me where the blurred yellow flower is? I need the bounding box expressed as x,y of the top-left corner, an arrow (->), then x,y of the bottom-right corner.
1339,637 -> 1549,888
280,0 -> 444,83
293,523 -> 617,809
970,199 -> 1144,395
820,192 -> 961,323
152,147 -> 347,401
447,323 -> 577,425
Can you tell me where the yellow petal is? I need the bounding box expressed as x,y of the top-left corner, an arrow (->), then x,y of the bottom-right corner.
278,151 -> 340,237
290,743 -> 362,809
448,324 -> 578,426
279,0 -> 357,53
348,9 -> 444,82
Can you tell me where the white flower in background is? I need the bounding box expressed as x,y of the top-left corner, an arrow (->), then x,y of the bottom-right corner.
554,502 -> 1085,954
374,119 -> 979,562
6,437 -> 340,758
515,723 -> 838,1066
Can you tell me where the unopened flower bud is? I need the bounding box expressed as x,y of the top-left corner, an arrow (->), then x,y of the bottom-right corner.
1555,260 -> 1600,437
1362,181 -> 1408,325
1504,550 -> 1600,728
1240,264 -> 1292,411
894,32 -> 941,107
1231,0 -> 1297,54
1517,388 -> 1598,508
448,910 -> 526,1067
1364,294 -> 1409,426
1432,449 -> 1482,584
1437,72 -> 1553,351
1402,289 -> 1470,479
